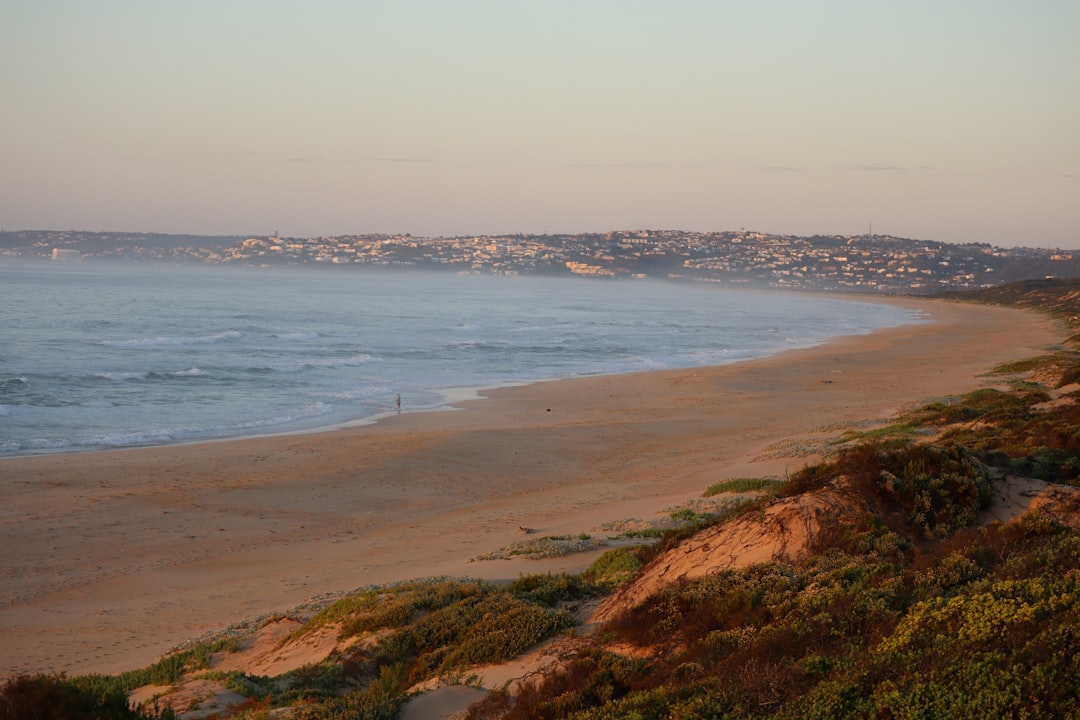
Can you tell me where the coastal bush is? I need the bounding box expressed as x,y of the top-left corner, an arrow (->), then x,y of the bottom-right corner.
813,514 -> 913,561
873,444 -> 994,538
852,563 -> 1080,719
507,572 -> 594,606
302,590 -> 382,633
1058,361 -> 1080,387
208,669 -> 272,699
902,388 -> 1037,428
635,496 -> 767,569
610,526 -> 665,539
582,546 -> 648,589
1010,445 -> 1080,481
497,649 -> 649,720
837,421 -> 922,446
0,672 -> 170,720
912,550 -> 983,598
124,577 -> 576,716
439,600 -> 574,671
988,354 -> 1061,375
216,663 -> 360,708
781,441 -> 993,541
489,516 -> 1080,720
702,477 -> 779,496
338,579 -> 489,639
514,680 -> 726,720
220,697 -> 273,720
372,590 -> 575,682
268,661 -> 343,703
667,496 -> 759,529
297,579 -> 576,682
667,507 -> 711,524
988,351 -> 1080,390
869,370 -> 1080,483
288,673 -> 407,720
77,577 -> 583,719
69,637 -> 238,701
936,397 -> 1080,481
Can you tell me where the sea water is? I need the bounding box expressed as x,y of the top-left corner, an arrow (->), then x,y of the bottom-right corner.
0,261 -> 925,456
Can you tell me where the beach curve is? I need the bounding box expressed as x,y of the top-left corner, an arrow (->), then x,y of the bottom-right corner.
0,296 -> 1061,678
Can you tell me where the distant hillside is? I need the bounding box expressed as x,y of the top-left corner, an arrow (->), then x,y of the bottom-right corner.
4,228 -> 1080,295
0,230 -> 241,253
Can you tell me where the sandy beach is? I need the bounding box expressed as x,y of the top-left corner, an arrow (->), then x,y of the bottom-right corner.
0,297 -> 1062,679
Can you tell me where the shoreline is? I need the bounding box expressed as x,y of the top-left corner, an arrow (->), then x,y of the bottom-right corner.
0,297 -> 1063,678
0,287 -> 925,462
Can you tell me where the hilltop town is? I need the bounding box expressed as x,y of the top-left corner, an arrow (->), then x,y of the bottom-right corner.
2,228 -> 1077,294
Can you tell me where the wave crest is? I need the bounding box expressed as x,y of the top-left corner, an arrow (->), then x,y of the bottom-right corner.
101,330 -> 241,348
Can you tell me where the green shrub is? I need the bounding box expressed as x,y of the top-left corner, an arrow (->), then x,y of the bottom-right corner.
375,591 -> 576,681
582,547 -> 647,589
302,590 -> 381,633
69,637 -> 237,700
546,682 -> 727,720
507,572 -> 594,606
289,678 -> 407,720
339,579 -> 489,639
901,388 -> 1042,431
509,649 -> 649,719
988,354 -> 1066,375
209,669 -> 272,699
1011,446 -> 1080,481
874,444 -> 994,538
703,477 -> 778,496
0,673 -> 169,720
1057,363 -> 1080,387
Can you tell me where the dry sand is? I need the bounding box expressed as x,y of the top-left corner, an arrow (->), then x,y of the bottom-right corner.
0,297 -> 1062,679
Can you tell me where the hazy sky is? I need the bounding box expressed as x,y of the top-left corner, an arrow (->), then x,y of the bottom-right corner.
2,1 -> 1077,247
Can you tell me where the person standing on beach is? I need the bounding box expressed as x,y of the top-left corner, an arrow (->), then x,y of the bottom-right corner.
396,393 -> 401,414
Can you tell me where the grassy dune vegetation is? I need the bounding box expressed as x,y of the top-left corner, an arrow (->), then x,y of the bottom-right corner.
7,279 -> 1080,719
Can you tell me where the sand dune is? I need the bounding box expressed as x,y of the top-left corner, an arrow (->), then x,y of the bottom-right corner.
0,297 -> 1061,678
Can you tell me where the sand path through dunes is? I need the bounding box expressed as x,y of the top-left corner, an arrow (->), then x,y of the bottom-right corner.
0,298 -> 1061,677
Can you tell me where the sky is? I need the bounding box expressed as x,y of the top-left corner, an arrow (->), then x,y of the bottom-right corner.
2,1 -> 1077,248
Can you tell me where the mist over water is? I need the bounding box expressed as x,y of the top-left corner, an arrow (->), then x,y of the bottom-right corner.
0,262 -> 926,456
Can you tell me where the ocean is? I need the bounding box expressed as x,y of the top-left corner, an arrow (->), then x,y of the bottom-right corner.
0,261 -> 926,456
